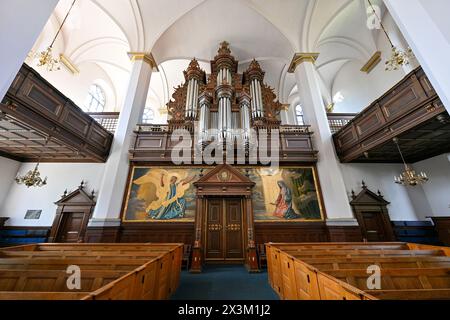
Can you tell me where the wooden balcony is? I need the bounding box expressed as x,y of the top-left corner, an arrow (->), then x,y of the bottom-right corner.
333,66 -> 450,163
0,64 -> 113,162
129,124 -> 318,164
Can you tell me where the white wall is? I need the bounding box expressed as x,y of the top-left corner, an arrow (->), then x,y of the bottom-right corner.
0,162 -> 105,227
331,31 -> 406,113
419,0 -> 450,45
412,154 -> 450,219
340,163 -> 420,221
0,157 -> 20,208
0,0 -> 58,100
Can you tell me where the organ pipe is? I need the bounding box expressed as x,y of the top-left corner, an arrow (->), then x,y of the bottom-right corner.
185,79 -> 199,119
250,79 -> 264,118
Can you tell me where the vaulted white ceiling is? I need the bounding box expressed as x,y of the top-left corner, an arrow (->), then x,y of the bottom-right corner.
28,0 -> 397,116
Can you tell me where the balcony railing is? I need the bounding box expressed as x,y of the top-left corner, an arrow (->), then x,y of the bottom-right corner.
90,112 -> 351,135
327,113 -> 356,134
87,112 -> 120,133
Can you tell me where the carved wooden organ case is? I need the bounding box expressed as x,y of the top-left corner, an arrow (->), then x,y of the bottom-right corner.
167,41 -> 283,147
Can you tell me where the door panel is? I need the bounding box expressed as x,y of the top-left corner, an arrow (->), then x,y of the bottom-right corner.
206,199 -> 224,259
205,198 -> 244,262
225,199 -> 243,259
57,213 -> 84,243
361,211 -> 386,242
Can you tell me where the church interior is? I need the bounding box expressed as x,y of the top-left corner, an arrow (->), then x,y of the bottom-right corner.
1,0 -> 450,302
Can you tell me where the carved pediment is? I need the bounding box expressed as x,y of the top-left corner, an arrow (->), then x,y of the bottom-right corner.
55,182 -> 96,206
194,164 -> 255,187
350,182 -> 390,206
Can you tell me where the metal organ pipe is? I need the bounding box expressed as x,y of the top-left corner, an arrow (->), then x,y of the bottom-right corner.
199,99 -> 210,143
257,80 -> 263,117
193,79 -> 198,118
250,79 -> 264,118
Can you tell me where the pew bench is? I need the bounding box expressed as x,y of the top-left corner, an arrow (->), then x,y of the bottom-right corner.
0,243 -> 183,300
266,242 -> 450,300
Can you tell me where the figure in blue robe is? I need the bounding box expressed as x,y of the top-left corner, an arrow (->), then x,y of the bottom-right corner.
148,175 -> 193,220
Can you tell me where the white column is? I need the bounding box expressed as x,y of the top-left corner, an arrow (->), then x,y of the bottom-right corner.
91,53 -> 156,227
0,0 -> 59,100
280,104 -> 295,125
290,54 -> 354,221
384,0 -> 450,112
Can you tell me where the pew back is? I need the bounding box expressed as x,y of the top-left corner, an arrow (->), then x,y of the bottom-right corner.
0,243 -> 183,300
266,242 -> 450,300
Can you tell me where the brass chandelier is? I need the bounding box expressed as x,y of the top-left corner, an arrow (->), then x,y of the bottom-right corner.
30,0 -> 77,71
15,137 -> 49,188
15,163 -> 48,188
393,138 -> 428,186
367,0 -> 415,71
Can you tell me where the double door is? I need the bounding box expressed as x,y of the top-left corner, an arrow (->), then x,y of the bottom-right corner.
205,198 -> 244,262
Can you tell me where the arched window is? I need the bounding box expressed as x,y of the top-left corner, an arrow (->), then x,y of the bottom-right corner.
142,107 -> 155,124
295,105 -> 304,125
83,84 -> 106,112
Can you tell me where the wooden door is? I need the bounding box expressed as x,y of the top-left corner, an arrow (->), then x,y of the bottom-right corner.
205,198 -> 244,262
360,210 -> 387,242
56,212 -> 85,243
206,199 -> 224,260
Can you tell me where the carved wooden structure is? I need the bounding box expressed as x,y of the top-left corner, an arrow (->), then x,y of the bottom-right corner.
0,218 -> 8,229
333,66 -> 450,163
49,183 -> 96,243
350,183 -> 395,242
428,216 -> 450,246
0,64 -> 113,162
129,42 -> 318,164
190,164 -> 258,272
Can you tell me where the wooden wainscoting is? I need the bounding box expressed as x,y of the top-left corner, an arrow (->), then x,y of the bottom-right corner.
327,226 -> 363,242
119,223 -> 195,244
255,222 -> 329,243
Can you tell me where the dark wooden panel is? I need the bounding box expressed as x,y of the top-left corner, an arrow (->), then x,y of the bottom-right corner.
327,226 -> 363,242
130,128 -> 318,164
392,221 -> 440,245
0,218 -> 8,229
255,222 -> 328,244
84,227 -> 120,243
225,198 -> 243,259
429,217 -> 450,246
333,66 -> 450,163
119,223 -> 195,244
206,199 -> 224,259
0,64 -> 113,163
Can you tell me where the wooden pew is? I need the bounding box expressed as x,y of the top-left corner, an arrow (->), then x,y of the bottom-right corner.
0,243 -> 183,300
266,242 -> 450,300
0,270 -> 128,292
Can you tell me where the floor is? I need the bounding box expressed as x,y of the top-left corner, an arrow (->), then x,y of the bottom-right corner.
171,265 -> 279,300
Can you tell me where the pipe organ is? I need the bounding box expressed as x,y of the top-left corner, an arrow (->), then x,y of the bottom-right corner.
167,41 -> 283,146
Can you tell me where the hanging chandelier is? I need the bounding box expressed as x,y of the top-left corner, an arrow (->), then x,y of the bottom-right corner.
29,0 -> 77,72
15,136 -> 49,188
393,137 -> 428,186
367,0 -> 415,71
15,163 -> 48,188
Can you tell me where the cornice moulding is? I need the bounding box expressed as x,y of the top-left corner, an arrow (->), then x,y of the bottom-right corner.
128,52 -> 159,71
288,53 -> 320,73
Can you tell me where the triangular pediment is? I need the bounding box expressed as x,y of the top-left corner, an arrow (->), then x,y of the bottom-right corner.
194,164 -> 255,187
55,186 -> 96,206
350,187 -> 390,205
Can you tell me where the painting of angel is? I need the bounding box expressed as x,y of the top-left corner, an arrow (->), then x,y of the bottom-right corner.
123,167 -> 200,222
